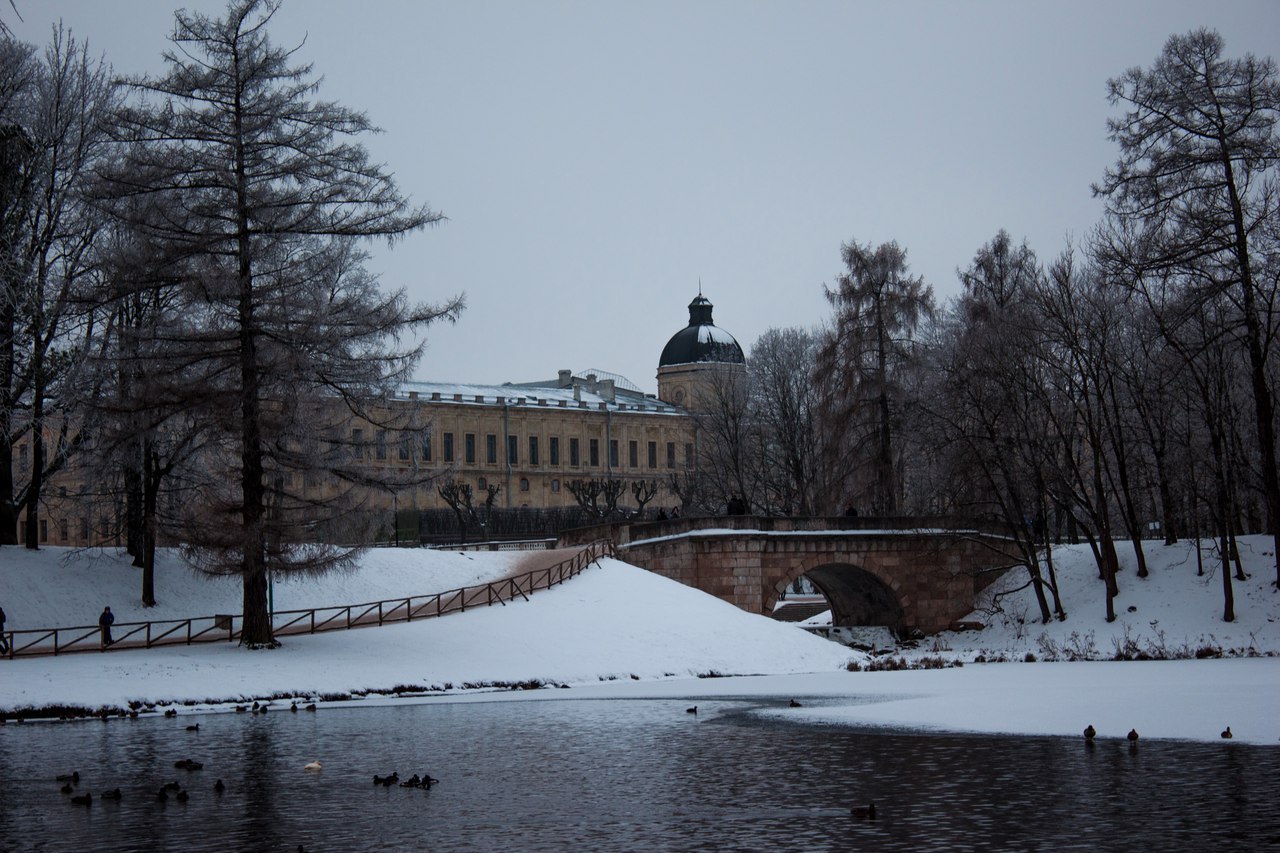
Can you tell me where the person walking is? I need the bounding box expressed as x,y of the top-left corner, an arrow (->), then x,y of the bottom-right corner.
0,604 -> 9,655
99,606 -> 115,648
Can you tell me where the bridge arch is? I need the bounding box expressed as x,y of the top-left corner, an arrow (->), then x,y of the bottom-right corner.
773,560 -> 907,636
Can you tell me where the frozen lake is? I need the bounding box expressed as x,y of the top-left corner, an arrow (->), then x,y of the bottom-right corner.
2,696 -> 1277,851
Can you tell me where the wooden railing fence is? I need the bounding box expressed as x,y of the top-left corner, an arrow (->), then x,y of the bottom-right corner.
1,540 -> 614,659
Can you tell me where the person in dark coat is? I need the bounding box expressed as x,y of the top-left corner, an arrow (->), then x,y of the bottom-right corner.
0,605 -> 9,654
99,606 -> 115,647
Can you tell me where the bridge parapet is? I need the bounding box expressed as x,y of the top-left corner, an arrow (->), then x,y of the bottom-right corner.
559,515 -> 1016,548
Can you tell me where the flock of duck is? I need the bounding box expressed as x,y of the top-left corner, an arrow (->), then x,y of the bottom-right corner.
56,766 -> 226,808
49,699 -> 392,809
49,696 -> 1238,822
1081,724 -> 1235,745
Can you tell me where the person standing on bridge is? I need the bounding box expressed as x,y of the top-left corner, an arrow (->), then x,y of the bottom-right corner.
0,604 -> 9,655
99,606 -> 115,648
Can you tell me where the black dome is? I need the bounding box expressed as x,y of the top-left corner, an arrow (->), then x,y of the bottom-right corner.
658,295 -> 745,367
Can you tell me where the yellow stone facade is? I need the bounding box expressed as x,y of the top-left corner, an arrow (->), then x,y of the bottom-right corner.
362,372 -> 695,514
12,294 -> 745,545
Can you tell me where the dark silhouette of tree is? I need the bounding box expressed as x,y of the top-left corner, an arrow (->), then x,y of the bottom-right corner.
630,479 -> 658,516
750,327 -> 822,516
437,480 -> 473,545
818,239 -> 935,515
567,477 -> 626,518
0,28 -> 114,548
1095,28 -> 1280,586
95,0 -> 461,646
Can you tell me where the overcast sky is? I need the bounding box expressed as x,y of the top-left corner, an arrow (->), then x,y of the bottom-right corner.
15,1 -> 1280,393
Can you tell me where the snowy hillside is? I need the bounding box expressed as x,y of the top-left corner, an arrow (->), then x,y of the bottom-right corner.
902,535 -> 1279,661
0,545 -> 857,712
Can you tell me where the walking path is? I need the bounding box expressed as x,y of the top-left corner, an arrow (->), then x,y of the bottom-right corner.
2,543 -> 610,659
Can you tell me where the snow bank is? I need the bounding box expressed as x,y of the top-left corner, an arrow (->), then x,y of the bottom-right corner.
898,535 -> 1280,662
0,548 -> 855,712
2,538 -> 1277,745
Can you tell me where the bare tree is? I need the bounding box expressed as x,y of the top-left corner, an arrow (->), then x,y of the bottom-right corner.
437,480 -> 473,545
0,27 -> 114,548
685,363 -> 764,514
630,479 -> 658,516
750,327 -> 821,515
818,239 -> 935,515
95,0 -> 461,646
567,477 -> 625,518
1095,28 -> 1280,585
921,231 -> 1062,624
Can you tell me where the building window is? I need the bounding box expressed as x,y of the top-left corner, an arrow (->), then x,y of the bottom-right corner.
465,433 -> 476,464
629,440 -> 638,468
569,437 -> 580,466
478,477 -> 487,490
40,519 -> 47,543
376,430 -> 387,461
648,441 -> 657,469
351,429 -> 364,458
398,433 -> 411,461
551,479 -> 560,493
666,442 -> 675,469
18,443 -> 27,470
589,438 -> 599,467
520,477 -> 530,492
529,436 -> 539,465
685,442 -> 693,469
59,518 -> 68,541
443,432 -> 454,462
507,435 -> 518,465
79,517 -> 89,542
486,434 -> 497,464
422,432 -> 432,462
609,439 -> 618,468
550,436 -> 560,466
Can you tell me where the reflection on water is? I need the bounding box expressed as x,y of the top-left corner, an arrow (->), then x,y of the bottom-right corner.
0,696 -> 1277,851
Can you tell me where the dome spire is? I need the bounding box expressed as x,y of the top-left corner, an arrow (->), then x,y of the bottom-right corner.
659,291 -> 744,368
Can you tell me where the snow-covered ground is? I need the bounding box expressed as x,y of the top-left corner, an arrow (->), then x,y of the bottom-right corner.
1,537 -> 1276,745
818,535 -> 1279,664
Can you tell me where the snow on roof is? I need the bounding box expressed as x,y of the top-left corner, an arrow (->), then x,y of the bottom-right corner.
622,527 -> 1010,549
697,325 -> 740,346
394,380 -> 682,415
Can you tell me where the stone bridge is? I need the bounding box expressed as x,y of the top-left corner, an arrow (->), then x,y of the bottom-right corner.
559,516 -> 1022,636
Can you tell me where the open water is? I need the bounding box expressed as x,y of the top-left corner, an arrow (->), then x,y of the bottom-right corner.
0,696 -> 1276,851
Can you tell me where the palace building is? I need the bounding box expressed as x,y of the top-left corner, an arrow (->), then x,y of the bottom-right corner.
370,292 -> 746,515
14,293 -> 746,544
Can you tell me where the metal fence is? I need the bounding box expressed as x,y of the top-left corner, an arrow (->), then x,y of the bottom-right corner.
2,540 -> 614,659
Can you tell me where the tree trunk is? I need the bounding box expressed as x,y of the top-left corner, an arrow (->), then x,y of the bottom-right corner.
1221,154 -> 1280,587
1042,530 -> 1066,619
1219,524 -> 1235,623
0,442 -> 15,545
232,69 -> 274,648
1025,547 -> 1052,625
141,443 -> 158,607
22,428 -> 42,551
125,448 -> 144,566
